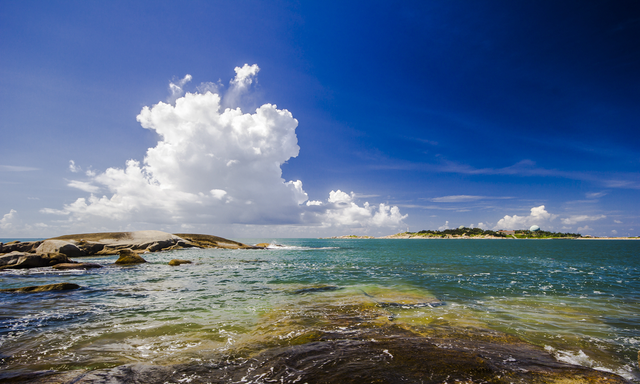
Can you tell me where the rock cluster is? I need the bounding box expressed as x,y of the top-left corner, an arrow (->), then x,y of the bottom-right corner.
0,231 -> 258,271
1,231 -> 256,295
0,252 -> 73,270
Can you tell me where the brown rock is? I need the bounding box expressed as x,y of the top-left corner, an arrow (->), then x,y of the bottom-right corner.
0,252 -> 72,270
0,283 -> 80,293
36,240 -> 84,257
22,326 -> 631,383
174,233 -> 261,249
256,243 -> 270,248
0,240 -> 43,254
50,230 -> 185,255
115,249 -> 147,264
168,259 -> 192,266
0,252 -> 26,267
52,263 -> 103,270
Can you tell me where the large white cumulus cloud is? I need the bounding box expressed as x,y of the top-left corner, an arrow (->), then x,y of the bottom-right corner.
311,190 -> 407,227
494,205 -> 558,230
45,65 -> 406,232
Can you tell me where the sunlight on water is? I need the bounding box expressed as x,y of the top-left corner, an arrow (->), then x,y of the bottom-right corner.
1,239 -> 639,381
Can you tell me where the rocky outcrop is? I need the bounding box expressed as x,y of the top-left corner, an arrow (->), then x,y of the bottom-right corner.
0,283 -> 80,293
174,233 -> 262,249
50,230 -> 187,255
0,240 -> 43,254
115,249 -> 147,264
40,231 -> 260,256
0,232 -> 260,270
36,240 -> 84,257
0,252 -> 73,270
168,259 -> 192,266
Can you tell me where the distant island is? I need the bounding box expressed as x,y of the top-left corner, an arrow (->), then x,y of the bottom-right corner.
385,228 -> 581,239
327,228 -> 639,239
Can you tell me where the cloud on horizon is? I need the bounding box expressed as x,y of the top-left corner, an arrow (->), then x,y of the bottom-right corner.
41,65 -> 407,232
428,195 -> 512,203
492,205 -> 607,231
494,205 -> 558,230
0,165 -> 39,172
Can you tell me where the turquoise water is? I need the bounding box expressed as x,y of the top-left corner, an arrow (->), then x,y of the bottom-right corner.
1,239 -> 639,381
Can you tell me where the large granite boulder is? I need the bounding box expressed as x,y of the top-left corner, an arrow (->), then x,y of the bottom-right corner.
115,249 -> 147,264
49,230 -> 187,255
0,252 -> 25,267
0,252 -> 73,270
0,240 -> 43,254
1,231 -> 260,259
36,240 -> 84,257
174,233 -> 262,249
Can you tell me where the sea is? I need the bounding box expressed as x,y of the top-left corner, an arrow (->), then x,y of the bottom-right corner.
0,238 -> 639,381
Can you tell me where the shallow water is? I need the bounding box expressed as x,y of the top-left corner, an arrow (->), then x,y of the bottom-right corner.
1,239 -> 639,381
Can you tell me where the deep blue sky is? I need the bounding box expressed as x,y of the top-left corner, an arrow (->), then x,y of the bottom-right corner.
1,0 -> 639,237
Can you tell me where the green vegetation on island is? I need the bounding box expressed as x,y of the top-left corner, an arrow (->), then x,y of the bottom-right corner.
387,227 -> 582,239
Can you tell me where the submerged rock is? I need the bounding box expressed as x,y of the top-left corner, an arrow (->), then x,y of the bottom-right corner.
0,283 -> 80,293
114,249 -> 147,265
168,259 -> 191,266
362,287 -> 444,308
18,326 -> 630,383
291,285 -> 343,294
52,263 -> 103,270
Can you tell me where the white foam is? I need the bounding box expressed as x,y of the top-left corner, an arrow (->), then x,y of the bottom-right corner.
264,243 -> 338,251
544,346 -> 637,380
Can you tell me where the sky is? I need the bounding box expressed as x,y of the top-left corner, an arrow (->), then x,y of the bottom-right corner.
1,0 -> 639,239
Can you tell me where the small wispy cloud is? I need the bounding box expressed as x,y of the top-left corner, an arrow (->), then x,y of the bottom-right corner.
168,74 -> 193,104
69,160 -> 81,173
430,195 -> 484,203
428,195 -> 512,203
396,204 -> 467,211
585,191 -> 607,199
0,165 -> 39,172
67,180 -> 100,193
561,214 -> 606,225
39,208 -> 70,215
353,193 -> 380,199
577,225 -> 593,233
372,158 -> 640,190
